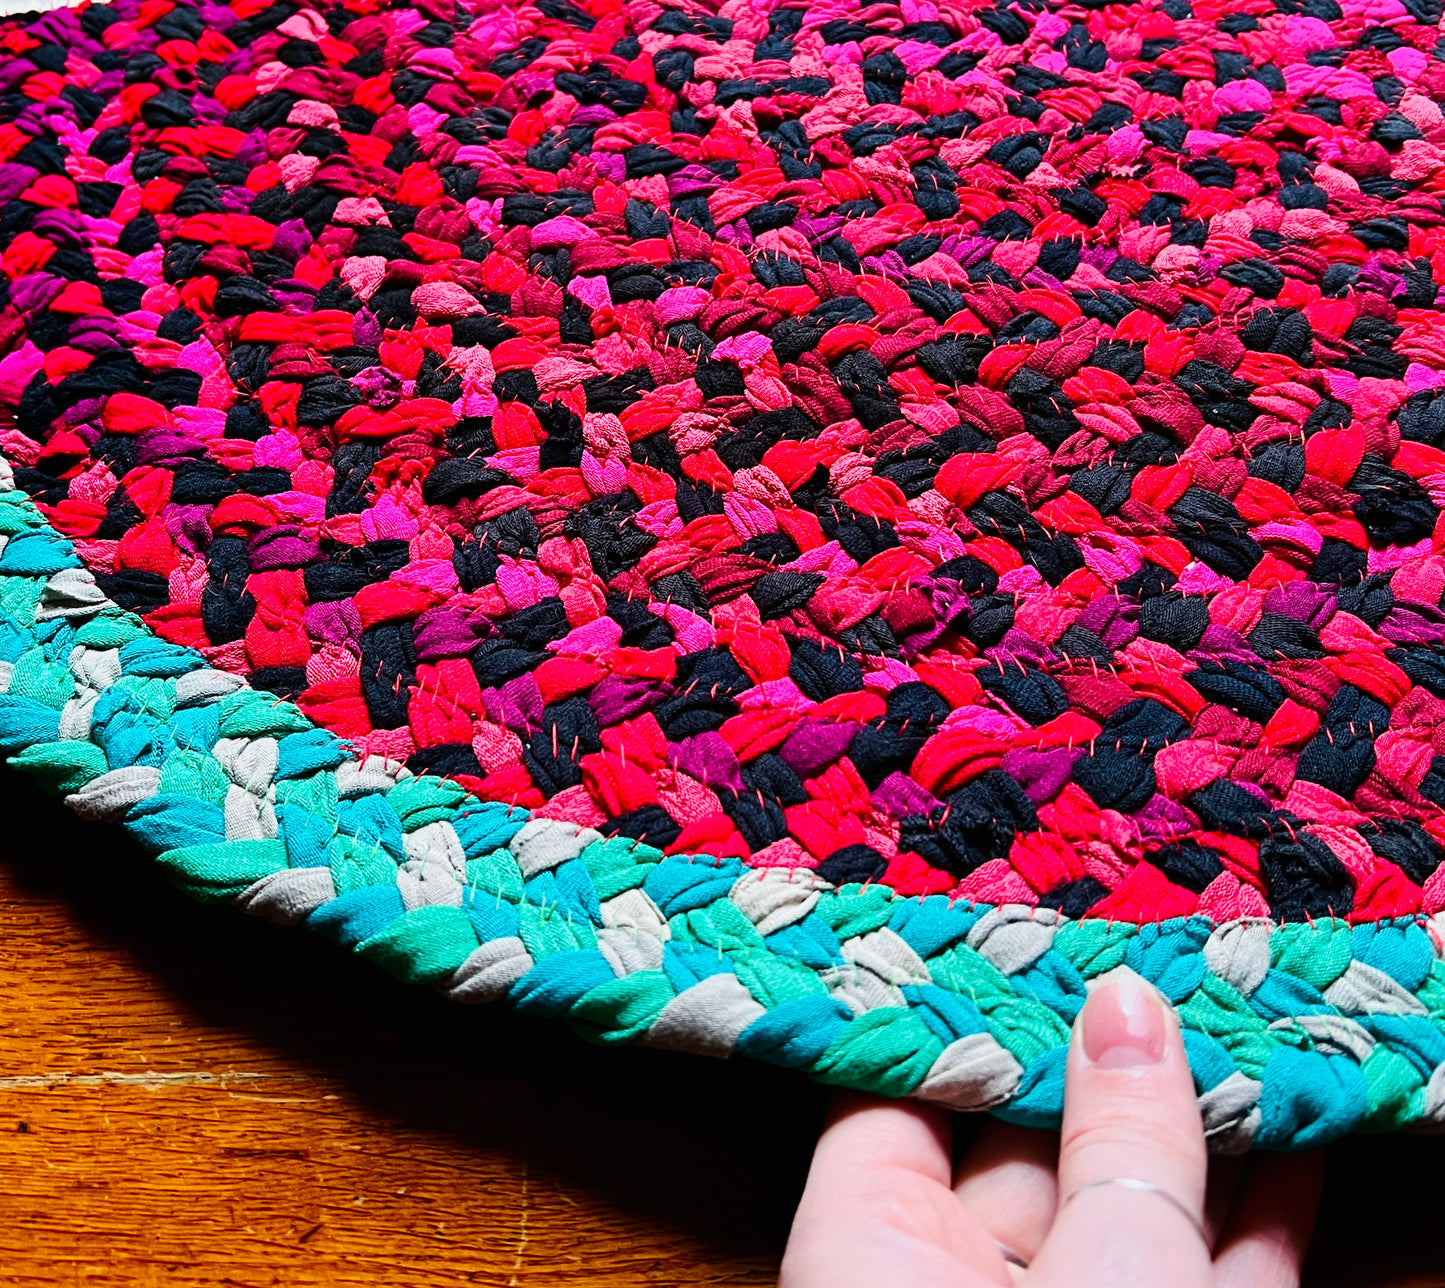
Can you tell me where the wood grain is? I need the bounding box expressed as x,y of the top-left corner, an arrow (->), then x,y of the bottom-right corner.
0,774 -> 820,1286
0,767 -> 1439,1286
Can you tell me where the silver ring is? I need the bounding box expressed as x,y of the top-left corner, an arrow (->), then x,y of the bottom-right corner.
996,1239 -> 1030,1270
1063,1177 -> 1207,1243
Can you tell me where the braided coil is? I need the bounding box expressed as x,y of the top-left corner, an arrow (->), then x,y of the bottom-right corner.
0,465 -> 1441,1149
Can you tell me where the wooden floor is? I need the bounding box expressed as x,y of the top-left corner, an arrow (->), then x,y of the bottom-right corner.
0,768 -> 1439,1287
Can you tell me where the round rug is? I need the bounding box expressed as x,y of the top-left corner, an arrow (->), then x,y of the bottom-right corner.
1,0 -> 1444,1150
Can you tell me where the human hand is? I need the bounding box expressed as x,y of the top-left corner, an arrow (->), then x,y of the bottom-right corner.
780,972 -> 1322,1288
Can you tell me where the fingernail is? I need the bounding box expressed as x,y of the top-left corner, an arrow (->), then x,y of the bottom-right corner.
1081,974 -> 1167,1069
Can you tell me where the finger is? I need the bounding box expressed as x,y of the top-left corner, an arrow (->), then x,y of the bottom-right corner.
1203,1154 -> 1245,1249
1212,1151 -> 1323,1288
952,1119 -> 1059,1263
1027,970 -> 1211,1288
818,1090 -> 955,1186
781,1091 -> 1009,1288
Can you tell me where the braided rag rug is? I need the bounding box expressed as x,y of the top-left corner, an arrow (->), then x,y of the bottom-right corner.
4,0 -> 1445,1154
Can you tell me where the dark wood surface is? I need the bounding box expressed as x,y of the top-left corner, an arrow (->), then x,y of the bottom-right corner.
0,768 -> 1438,1286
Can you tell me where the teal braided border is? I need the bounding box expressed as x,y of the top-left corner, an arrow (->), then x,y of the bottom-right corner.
0,461 -> 1443,1149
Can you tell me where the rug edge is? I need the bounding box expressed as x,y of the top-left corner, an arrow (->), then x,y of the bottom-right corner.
0,455 -> 1437,1147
